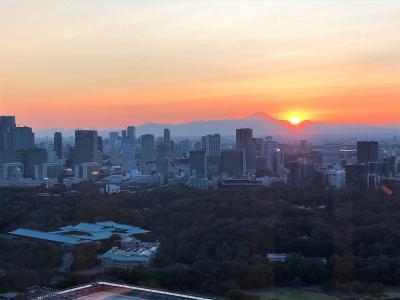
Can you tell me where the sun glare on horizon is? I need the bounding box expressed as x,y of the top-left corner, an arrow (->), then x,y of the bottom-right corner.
289,116 -> 301,125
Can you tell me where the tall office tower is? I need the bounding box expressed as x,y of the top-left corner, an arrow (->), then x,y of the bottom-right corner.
75,130 -> 98,164
236,128 -> 256,170
0,116 -> 16,163
176,139 -> 192,157
189,150 -> 207,178
264,136 -> 279,172
357,141 -> 379,163
68,147 -> 76,168
368,161 -> 392,177
202,134 -> 221,157
345,163 -> 368,189
54,132 -> 63,159
127,126 -> 136,141
96,136 -> 104,164
97,136 -> 103,153
163,128 -> 170,151
288,158 -> 314,187
121,126 -> 136,170
383,156 -> 399,175
156,144 -> 168,162
272,149 -> 285,174
140,134 -> 155,162
109,132 -> 119,149
321,143 -> 340,167
14,126 -> 34,152
156,143 -> 170,179
288,161 -> 301,187
169,140 -> 175,155
155,137 -> 164,146
253,138 -> 264,157
16,147 -> 48,178
108,131 -> 119,164
221,149 -> 246,178
193,141 -> 202,151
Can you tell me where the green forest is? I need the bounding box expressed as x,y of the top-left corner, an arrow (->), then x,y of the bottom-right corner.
1,185 -> 400,298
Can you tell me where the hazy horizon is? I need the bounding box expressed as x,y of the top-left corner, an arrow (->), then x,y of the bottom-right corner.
29,111 -> 400,131
30,111 -> 399,139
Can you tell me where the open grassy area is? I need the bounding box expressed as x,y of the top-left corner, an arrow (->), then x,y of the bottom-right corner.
255,290 -> 339,300
383,292 -> 400,299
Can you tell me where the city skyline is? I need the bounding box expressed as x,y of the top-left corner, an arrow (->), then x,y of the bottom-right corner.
1,1 -> 400,297
1,0 -> 399,129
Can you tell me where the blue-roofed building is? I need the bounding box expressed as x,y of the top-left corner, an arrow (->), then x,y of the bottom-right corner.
9,228 -> 85,245
9,221 -> 150,247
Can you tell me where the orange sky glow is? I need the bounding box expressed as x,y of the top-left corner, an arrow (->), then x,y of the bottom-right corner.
0,1 -> 399,129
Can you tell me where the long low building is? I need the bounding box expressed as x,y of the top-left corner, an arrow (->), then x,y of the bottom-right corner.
9,221 -> 149,246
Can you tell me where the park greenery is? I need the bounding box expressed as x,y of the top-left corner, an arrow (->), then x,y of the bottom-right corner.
1,184 -> 400,299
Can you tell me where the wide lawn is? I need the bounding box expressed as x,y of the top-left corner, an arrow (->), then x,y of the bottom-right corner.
383,292 -> 400,299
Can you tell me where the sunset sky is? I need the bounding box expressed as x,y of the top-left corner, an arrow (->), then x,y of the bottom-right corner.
0,0 -> 399,129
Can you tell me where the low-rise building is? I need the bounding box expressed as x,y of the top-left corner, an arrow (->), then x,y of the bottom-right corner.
101,244 -> 159,270
9,221 -> 149,247
75,162 -> 99,180
121,236 -> 141,250
105,184 -> 121,194
34,161 -> 63,180
266,253 -> 287,263
326,168 -> 345,189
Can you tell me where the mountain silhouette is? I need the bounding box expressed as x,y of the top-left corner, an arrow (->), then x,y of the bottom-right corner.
35,113 -> 399,138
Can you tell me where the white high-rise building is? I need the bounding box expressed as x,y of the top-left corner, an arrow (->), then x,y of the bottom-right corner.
202,134 -> 221,157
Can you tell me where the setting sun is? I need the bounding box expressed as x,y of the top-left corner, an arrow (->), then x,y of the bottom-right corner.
289,116 -> 301,125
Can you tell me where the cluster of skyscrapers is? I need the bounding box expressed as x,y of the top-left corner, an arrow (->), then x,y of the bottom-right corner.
1,115 -> 399,193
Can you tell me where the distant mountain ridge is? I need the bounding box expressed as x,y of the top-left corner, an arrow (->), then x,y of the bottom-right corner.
35,112 -> 399,138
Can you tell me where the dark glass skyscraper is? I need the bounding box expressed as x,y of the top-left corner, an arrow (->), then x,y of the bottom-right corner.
189,150 -> 207,178
0,116 -> 16,163
97,136 -> 103,153
221,149 -> 246,177
345,163 -> 368,189
357,141 -> 379,163
236,128 -> 256,170
163,128 -> 170,152
140,134 -> 155,163
75,130 -> 98,164
0,116 -> 34,163
16,147 -> 47,178
54,132 -> 63,159
14,126 -> 34,152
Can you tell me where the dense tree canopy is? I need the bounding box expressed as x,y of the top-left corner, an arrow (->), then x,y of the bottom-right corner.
1,185 -> 400,295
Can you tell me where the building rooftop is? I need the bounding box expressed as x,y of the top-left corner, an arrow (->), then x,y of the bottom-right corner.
102,247 -> 156,262
9,228 -> 84,245
9,221 -> 149,246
